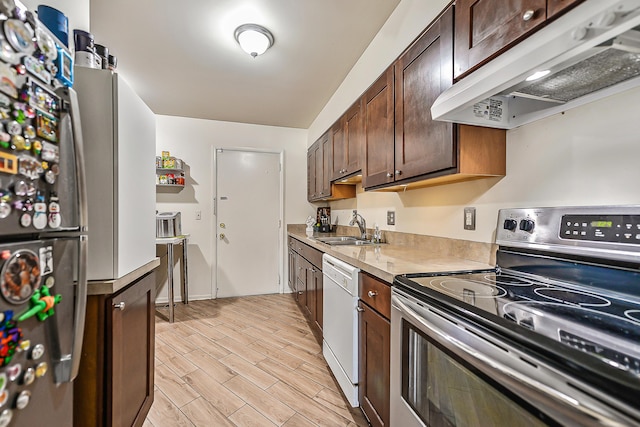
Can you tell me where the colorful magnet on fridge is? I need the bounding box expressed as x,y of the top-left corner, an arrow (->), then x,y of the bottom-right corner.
31,343 -> 44,360
18,339 -> 29,352
0,391 -> 7,409
22,368 -> 34,386
0,373 -> 5,392
0,62 -> 17,99
32,206 -> 46,229
5,364 -> 21,382
43,169 -> 55,184
19,212 -> 30,227
31,139 -> 41,155
40,141 -> 58,162
23,56 -> 51,86
0,153 -> 17,175
18,156 -> 43,180
44,276 -> 54,288
36,111 -> 58,143
15,390 -> 30,409
0,133 -> 9,149
16,286 -> 60,322
11,135 -> 26,151
0,202 -> 10,220
3,19 -> 34,55
0,409 -> 12,427
6,121 -> 20,136
35,362 -> 47,378
55,47 -> 73,87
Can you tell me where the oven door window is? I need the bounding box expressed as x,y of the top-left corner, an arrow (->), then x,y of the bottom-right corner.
402,320 -> 554,427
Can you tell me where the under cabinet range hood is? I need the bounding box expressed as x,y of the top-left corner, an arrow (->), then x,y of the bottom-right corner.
432,0 -> 640,129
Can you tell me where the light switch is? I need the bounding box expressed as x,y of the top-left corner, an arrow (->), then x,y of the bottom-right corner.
464,207 -> 476,230
387,211 -> 395,226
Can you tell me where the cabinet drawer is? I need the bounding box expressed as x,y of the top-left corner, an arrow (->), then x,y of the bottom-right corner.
295,240 -> 323,269
359,273 -> 391,319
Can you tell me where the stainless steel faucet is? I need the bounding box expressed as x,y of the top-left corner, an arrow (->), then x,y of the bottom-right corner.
349,210 -> 367,239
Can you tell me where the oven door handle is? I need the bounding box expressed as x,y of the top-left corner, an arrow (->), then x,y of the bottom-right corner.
391,294 -> 600,418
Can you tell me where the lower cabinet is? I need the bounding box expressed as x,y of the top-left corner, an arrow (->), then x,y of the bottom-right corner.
289,237 -> 323,341
74,270 -> 156,427
359,273 -> 391,427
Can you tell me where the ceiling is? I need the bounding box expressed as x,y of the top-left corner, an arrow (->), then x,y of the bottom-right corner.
88,0 -> 401,129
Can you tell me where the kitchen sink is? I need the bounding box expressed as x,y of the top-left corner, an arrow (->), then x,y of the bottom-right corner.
313,236 -> 380,246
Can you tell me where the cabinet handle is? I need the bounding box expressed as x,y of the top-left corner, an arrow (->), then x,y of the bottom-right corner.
367,290 -> 378,298
386,172 -> 393,178
298,291 -> 304,295
356,307 -> 364,312
522,9 -> 535,21
113,302 -> 125,311
395,170 -> 402,176
309,268 -> 317,273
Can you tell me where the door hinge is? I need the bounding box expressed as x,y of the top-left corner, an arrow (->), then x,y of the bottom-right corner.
279,163 -> 282,172
278,274 -> 281,285
279,220 -> 282,228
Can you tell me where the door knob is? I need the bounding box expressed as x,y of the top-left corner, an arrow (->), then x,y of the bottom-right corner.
368,290 -> 378,298
219,233 -> 225,240
386,172 -> 393,178
522,9 -> 535,21
220,223 -> 226,228
113,302 -> 125,311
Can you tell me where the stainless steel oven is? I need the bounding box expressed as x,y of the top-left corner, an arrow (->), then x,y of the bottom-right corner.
391,206 -> 640,427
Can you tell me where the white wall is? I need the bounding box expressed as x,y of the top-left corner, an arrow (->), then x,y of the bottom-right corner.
307,0 -> 450,145
155,115 -> 308,301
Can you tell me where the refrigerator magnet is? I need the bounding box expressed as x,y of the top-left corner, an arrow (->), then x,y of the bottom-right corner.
0,152 -> 17,175
35,26 -> 57,62
23,56 -> 51,86
3,19 -> 34,55
29,81 -> 59,116
0,62 -> 17,99
40,141 -> 58,162
36,110 -> 58,143
55,47 -> 73,87
0,249 -> 40,304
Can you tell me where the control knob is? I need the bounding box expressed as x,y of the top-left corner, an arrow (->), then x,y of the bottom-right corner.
519,219 -> 535,233
503,219 -> 518,231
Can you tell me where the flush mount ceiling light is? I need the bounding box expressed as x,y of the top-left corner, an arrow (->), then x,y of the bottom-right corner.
234,24 -> 274,58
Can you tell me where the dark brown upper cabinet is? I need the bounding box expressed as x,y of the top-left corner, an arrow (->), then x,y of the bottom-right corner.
332,99 -> 363,180
307,132 -> 355,202
454,0 -> 584,80
394,4 -> 454,182
362,68 -> 395,189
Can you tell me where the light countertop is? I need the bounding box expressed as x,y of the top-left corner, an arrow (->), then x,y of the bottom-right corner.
288,230 -> 493,283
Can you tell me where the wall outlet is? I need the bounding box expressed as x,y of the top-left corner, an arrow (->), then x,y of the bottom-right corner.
387,210 -> 396,226
464,207 -> 476,230
195,210 -> 202,220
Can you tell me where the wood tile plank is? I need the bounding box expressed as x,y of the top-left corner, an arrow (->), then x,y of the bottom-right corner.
154,363 -> 199,408
223,376 -> 296,425
228,404 -> 279,427
183,349 -> 237,384
219,353 -> 277,390
146,389 -> 195,427
257,358 -> 324,398
181,397 -> 236,427
183,369 -> 245,417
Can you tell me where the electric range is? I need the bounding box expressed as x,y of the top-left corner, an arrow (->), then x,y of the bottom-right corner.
392,206 -> 640,426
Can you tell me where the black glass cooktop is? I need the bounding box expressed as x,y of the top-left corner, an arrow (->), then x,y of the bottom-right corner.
396,268 -> 640,376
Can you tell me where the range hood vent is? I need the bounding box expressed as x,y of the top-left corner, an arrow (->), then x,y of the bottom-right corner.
432,0 -> 640,129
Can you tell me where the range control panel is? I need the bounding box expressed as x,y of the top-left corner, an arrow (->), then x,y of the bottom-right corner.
495,207 -> 640,264
560,215 -> 640,244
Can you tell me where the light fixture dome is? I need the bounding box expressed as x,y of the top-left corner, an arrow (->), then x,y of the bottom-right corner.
234,24 -> 274,58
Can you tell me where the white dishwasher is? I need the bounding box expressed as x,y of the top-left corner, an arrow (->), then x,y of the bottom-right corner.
322,253 -> 360,407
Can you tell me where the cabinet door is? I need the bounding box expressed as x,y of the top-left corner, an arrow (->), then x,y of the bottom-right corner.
394,5 -> 455,181
547,0 -> 584,19
287,248 -> 296,293
362,68 -> 395,188
359,301 -> 390,427
109,272 -> 155,427
331,118 -> 346,180
307,146 -> 316,201
320,132 -> 332,197
296,257 -> 309,309
313,142 -> 323,198
343,99 -> 363,176
313,268 -> 323,332
306,262 -> 316,322
454,0 -> 546,79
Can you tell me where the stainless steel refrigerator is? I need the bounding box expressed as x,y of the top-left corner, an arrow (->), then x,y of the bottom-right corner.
0,4 -> 87,426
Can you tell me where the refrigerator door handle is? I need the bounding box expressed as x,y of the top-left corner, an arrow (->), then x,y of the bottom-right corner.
58,86 -> 89,233
70,234 -> 89,381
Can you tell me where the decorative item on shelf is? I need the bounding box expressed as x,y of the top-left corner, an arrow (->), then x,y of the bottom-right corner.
156,151 -> 186,191
315,207 -> 332,232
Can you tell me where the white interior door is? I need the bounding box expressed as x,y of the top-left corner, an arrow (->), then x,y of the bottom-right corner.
215,149 -> 282,298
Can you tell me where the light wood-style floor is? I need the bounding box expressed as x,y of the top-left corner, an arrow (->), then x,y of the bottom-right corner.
145,294 -> 368,427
